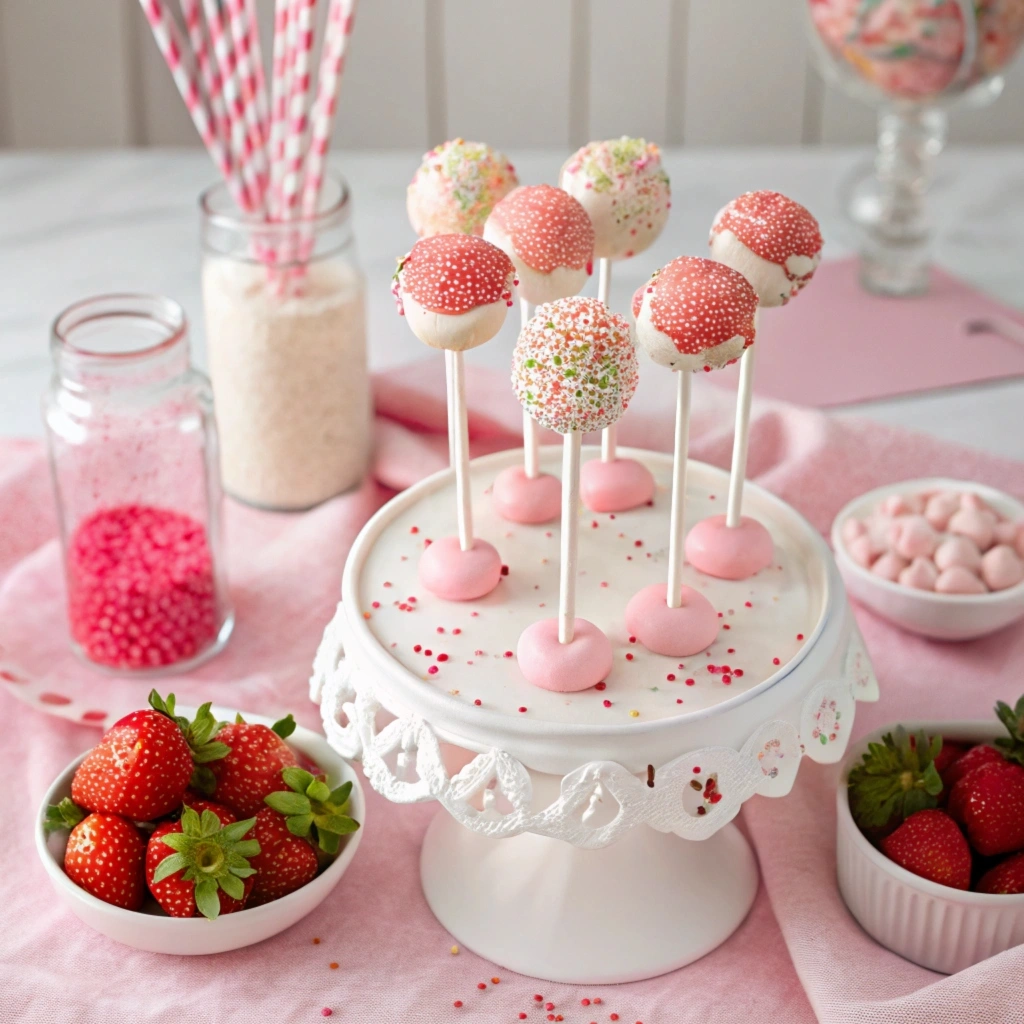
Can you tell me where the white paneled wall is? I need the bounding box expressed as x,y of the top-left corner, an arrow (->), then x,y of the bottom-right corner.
1,0 -> 1023,150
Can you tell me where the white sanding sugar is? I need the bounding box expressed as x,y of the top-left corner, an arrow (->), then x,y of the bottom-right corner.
202,255 -> 370,510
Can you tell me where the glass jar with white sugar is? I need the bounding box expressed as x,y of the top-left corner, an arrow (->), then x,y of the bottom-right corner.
200,175 -> 370,510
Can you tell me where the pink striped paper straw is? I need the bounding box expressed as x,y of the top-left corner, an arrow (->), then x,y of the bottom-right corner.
202,0 -> 263,211
137,0 -> 251,212
224,0 -> 270,202
181,0 -> 230,151
245,0 -> 270,134
278,0 -> 319,221
299,0 -> 357,221
268,0 -> 293,217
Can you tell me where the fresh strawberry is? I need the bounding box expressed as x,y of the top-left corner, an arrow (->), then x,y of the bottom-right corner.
976,852 -> 1024,894
180,795 -> 239,823
146,805 -> 259,919
932,740 -> 970,778
45,798 -> 145,910
948,760 -> 1024,856
263,767 -> 359,857
248,807 -> 319,905
71,691 -> 230,820
847,727 -> 943,833
208,713 -> 299,816
941,744 -> 1004,790
879,809 -> 972,890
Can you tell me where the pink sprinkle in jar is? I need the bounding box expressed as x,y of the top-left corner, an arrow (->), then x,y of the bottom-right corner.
44,294 -> 233,674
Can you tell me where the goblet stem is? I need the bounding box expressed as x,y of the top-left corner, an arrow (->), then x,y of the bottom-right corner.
860,104 -> 947,297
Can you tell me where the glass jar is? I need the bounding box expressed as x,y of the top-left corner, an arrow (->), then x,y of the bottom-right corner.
44,294 -> 233,674
200,173 -> 370,511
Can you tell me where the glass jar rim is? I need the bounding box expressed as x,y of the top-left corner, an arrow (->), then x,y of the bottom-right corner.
199,172 -> 351,232
52,293 -> 188,361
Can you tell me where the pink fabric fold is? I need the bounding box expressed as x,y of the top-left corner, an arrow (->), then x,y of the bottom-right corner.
2,359 -> 1022,1023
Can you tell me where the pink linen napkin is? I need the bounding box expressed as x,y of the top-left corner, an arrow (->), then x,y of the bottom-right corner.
2,360 -> 1023,1023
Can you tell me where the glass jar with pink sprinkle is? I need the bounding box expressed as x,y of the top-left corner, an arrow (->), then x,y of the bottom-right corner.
44,294 -> 234,674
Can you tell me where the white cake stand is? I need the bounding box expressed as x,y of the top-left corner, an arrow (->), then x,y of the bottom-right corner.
311,447 -> 878,984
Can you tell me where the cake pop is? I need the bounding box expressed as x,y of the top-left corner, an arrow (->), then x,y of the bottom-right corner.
394,234 -> 516,600
513,297 -> 638,692
626,257 -> 758,657
686,191 -> 823,581
406,139 -> 518,238
560,138 -> 671,515
484,185 -> 596,525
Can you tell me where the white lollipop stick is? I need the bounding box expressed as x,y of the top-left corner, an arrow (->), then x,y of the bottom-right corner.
448,350 -> 474,552
558,430 -> 582,643
520,298 -> 539,479
666,370 -> 692,609
445,349 -> 456,466
725,342 -> 757,528
597,258 -> 617,462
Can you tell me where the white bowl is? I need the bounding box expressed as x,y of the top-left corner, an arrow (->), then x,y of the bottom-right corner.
837,721 -> 1024,974
35,708 -> 365,955
831,477 -> 1024,641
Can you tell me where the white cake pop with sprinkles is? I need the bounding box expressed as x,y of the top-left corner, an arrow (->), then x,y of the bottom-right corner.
709,191 -> 822,308
393,234 -> 517,352
407,139 -> 519,238
484,185 -> 595,305
559,137 -> 670,261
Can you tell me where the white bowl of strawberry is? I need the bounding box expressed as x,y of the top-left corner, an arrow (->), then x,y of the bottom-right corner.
35,691 -> 364,954
837,696 -> 1024,974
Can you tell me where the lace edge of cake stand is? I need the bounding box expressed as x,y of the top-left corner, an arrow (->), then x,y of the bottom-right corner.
310,603 -> 880,851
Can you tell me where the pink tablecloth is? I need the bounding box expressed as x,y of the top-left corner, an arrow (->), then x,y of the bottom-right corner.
3,362 -> 1023,1024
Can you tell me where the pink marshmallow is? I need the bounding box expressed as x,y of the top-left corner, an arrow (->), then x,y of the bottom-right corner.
935,566 -> 988,595
848,534 -> 876,568
871,551 -> 908,582
994,520 -> 1019,545
892,515 -> 939,560
947,508 -> 995,551
924,492 -> 961,531
881,494 -> 924,516
841,517 -> 867,545
934,535 -> 983,573
898,557 -> 939,591
981,545 -> 1024,591
960,492 -> 994,515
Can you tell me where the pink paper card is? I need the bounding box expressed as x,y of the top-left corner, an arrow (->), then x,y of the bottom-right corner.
711,258 -> 1024,407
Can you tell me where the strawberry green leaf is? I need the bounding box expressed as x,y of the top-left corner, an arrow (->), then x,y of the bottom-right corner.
199,809 -> 223,837
191,742 -> 231,764
329,782 -> 352,806
194,878 -> 221,921
219,873 -> 244,902
160,833 -> 193,852
190,765 -> 217,797
44,797 -> 85,835
282,766 -> 315,793
306,780 -> 331,803
318,830 -> 341,856
218,818 -> 257,843
265,791 -> 312,815
228,865 -> 257,879
152,852 -> 189,882
994,695 -> 1024,767
180,807 -> 203,837
234,713 -> 246,724
286,813 -> 314,837
148,690 -> 176,719
271,714 -> 297,739
315,814 -> 359,835
232,840 -> 261,858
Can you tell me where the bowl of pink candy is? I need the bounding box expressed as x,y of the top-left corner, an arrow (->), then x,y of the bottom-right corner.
831,478 -> 1024,641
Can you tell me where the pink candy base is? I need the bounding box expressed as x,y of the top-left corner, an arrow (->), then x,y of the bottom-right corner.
580,458 -> 655,513
492,466 -> 561,525
624,583 -> 719,657
685,515 -> 774,581
418,536 -> 502,602
516,617 -> 613,693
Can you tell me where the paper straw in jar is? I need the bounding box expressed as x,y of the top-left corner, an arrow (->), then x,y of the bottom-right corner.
224,0 -> 271,203
279,0 -> 320,221
181,0 -> 230,151
268,0 -> 293,217
299,0 -> 357,222
245,0 -> 271,132
137,0 -> 250,212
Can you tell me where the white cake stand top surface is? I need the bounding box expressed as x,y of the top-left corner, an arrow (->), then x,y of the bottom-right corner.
353,447 -> 826,721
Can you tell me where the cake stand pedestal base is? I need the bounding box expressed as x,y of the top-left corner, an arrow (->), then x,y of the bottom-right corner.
420,809 -> 759,984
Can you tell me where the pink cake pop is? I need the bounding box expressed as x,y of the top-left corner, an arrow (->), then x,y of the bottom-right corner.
561,138 -> 670,515
394,234 -> 516,601
513,297 -> 638,692
484,185 -> 596,525
626,257 -> 758,657
686,191 -> 823,581
406,139 -> 518,238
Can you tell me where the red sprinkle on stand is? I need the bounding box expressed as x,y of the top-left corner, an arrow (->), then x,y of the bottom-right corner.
66,504 -> 218,670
